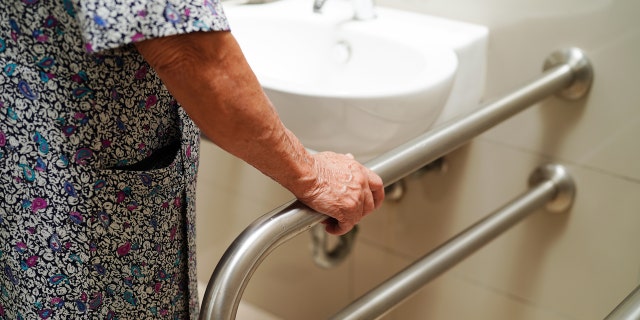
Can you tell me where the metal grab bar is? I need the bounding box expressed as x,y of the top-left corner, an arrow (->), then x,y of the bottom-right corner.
604,284 -> 640,320
330,164 -> 575,319
199,48 -> 593,320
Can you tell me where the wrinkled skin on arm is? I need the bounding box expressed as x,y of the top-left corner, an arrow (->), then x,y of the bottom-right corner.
135,31 -> 384,235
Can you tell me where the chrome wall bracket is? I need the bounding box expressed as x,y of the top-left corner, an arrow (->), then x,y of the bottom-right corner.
528,163 -> 576,213
543,48 -> 593,100
310,224 -> 359,269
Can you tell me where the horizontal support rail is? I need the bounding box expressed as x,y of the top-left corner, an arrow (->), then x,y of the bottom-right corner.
330,164 -> 575,319
199,48 -> 593,320
604,284 -> 640,320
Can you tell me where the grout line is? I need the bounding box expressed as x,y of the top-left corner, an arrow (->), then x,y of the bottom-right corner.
477,137 -> 640,184
452,272 -> 578,320
358,236 -> 421,262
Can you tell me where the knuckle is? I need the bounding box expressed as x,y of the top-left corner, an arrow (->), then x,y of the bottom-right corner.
352,172 -> 367,186
344,197 -> 358,211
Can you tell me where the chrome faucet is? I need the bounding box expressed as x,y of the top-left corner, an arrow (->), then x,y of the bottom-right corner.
313,0 -> 376,20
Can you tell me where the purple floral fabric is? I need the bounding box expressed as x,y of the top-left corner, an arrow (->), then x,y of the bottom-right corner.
75,0 -> 229,52
0,0 -> 228,319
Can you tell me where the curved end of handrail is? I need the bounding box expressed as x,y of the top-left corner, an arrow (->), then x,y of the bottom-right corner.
199,200 -> 326,320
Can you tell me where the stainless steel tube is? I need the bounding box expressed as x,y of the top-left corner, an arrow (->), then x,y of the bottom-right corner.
329,164 -> 575,319
604,284 -> 640,320
199,48 -> 592,320
367,47 -> 592,186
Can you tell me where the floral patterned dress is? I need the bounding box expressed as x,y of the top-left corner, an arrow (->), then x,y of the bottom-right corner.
0,1 -> 229,319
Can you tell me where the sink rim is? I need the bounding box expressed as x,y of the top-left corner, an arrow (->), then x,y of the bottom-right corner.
227,12 -> 459,100
256,43 -> 458,100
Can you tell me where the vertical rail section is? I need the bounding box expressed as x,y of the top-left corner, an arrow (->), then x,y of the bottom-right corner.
330,164 -> 575,319
199,48 -> 593,320
604,284 -> 640,320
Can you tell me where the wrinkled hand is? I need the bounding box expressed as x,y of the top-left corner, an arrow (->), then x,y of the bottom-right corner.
293,152 -> 385,235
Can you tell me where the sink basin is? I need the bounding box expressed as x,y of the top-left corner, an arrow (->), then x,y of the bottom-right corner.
225,0 -> 488,159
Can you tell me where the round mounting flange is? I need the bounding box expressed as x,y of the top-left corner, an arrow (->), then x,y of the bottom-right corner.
543,48 -> 593,100
528,164 -> 576,213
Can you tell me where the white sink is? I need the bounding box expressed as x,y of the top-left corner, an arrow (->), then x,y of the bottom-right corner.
225,0 -> 488,159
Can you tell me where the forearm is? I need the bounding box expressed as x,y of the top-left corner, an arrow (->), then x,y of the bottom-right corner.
136,30 -> 384,235
135,31 -> 317,194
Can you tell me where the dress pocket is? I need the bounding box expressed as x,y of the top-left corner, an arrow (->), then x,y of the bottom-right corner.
85,139 -> 191,315
96,139 -> 184,196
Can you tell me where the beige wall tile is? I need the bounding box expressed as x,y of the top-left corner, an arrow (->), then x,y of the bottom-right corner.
352,242 -> 573,320
240,236 -> 352,319
374,0 -> 640,181
450,141 -> 640,319
480,28 -> 640,181
359,139 -> 640,319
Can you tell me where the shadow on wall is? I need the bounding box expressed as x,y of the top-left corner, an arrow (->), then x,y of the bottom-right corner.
536,92 -> 590,159
507,201 -> 573,318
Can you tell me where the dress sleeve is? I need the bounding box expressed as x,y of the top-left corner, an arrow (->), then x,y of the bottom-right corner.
70,0 -> 230,53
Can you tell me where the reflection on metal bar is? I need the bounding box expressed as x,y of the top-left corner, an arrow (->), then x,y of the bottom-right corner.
199,48 -> 593,320
330,164 -> 575,319
604,284 -> 640,320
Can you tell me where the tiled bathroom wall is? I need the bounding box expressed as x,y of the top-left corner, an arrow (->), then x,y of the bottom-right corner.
195,0 -> 640,319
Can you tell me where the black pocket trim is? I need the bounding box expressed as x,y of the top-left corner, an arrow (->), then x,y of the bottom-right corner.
109,141 -> 181,172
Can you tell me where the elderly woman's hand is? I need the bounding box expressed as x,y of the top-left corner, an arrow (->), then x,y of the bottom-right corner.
293,152 -> 385,235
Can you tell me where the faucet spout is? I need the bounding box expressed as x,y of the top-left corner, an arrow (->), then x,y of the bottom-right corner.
313,0 -> 376,20
312,0 -> 328,13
